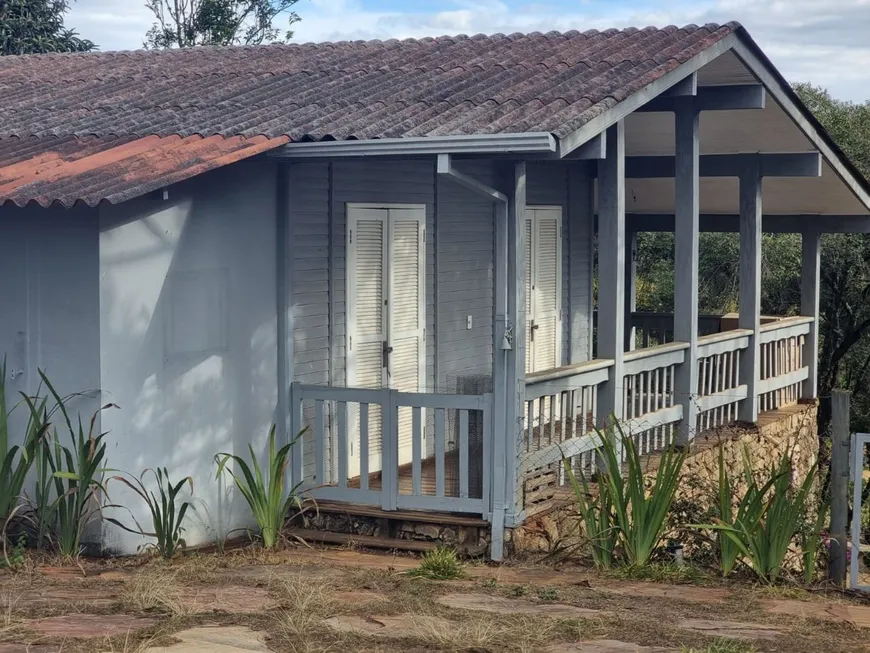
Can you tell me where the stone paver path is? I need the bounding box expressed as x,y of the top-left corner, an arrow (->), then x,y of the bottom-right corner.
28,613 -> 157,639
679,618 -> 783,641
323,614 -> 452,639
16,586 -> 121,607
175,586 -> 275,614
763,599 -> 870,627
546,641 -> 678,652
145,626 -> 270,652
596,582 -> 728,603
436,592 -> 608,618
333,590 -> 389,605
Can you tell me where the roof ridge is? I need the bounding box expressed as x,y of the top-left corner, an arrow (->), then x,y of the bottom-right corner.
0,23 -> 741,59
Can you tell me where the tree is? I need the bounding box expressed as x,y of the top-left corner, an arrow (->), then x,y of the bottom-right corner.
0,0 -> 95,55
144,0 -> 300,48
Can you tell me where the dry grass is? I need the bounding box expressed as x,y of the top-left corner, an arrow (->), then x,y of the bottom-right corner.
411,613 -> 565,652
681,640 -> 760,653
121,569 -> 199,616
275,574 -> 338,652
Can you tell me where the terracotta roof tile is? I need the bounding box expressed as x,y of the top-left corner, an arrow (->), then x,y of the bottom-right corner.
0,24 -> 740,206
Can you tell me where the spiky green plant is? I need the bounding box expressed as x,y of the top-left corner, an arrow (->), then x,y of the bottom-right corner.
215,425 -> 304,549
714,446 -> 778,577
107,468 -> 193,559
562,455 -> 617,568
698,449 -> 817,583
596,422 -> 686,567
0,360 -> 50,534
36,370 -> 118,557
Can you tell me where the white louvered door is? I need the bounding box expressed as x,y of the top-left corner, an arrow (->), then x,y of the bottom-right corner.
525,207 -> 563,374
347,205 -> 426,477
347,208 -> 388,478
387,209 -> 426,465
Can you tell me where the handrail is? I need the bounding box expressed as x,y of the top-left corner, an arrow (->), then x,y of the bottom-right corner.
697,328 -> 754,347
759,315 -> 814,333
623,340 -> 689,364
526,358 -> 614,384
525,358 -> 612,400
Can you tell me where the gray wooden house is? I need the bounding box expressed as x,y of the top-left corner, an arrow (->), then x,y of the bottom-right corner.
1,22 -> 868,557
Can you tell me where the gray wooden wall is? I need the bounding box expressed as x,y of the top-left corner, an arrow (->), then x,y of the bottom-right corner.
286,158 -> 593,395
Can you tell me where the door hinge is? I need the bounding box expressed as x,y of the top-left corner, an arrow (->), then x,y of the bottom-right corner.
423,228 -> 426,243
349,335 -> 353,350
349,229 -> 353,244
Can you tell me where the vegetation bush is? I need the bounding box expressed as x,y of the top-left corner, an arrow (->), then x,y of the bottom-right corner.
108,468 -> 194,559
408,546 -> 464,580
215,425 -> 305,549
563,421 -> 685,568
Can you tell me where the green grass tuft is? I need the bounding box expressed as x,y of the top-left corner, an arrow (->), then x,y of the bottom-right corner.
407,546 -> 464,580
611,562 -> 709,585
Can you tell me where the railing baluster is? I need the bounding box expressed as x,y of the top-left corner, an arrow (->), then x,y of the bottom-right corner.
337,401 -> 348,489
459,409 -> 469,499
435,408 -> 445,498
315,399 -> 326,484
411,406 -> 422,496
359,403 -> 369,491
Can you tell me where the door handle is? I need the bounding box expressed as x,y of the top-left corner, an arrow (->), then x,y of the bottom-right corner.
382,342 -> 394,370
530,320 -> 539,342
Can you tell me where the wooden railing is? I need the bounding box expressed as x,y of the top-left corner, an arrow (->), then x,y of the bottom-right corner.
289,383 -> 493,516
758,316 -> 811,412
629,312 -> 723,348
695,329 -> 751,432
519,359 -> 612,508
621,342 -> 687,455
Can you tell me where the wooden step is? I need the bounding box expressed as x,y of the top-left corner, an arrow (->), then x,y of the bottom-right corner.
310,501 -> 489,528
288,528 -> 487,556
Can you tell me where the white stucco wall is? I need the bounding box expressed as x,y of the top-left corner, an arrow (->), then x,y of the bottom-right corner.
98,160 -> 279,554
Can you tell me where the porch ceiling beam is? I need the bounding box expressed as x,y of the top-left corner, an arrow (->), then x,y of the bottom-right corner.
559,133 -> 606,160
638,84 -> 765,113
624,213 -> 870,233
436,154 -> 508,203
661,72 -> 698,97
623,152 -> 821,178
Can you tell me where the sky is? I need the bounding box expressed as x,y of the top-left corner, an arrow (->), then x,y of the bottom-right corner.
66,0 -> 870,103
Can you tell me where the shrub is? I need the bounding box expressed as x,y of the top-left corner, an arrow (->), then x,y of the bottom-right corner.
0,360 -> 50,535
33,370 -> 118,557
215,425 -> 304,549
408,546 -> 464,580
564,422 -> 685,568
108,468 -> 194,559
696,447 -> 817,583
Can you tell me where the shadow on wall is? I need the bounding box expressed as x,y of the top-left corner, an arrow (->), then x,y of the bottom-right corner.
98,162 -> 279,554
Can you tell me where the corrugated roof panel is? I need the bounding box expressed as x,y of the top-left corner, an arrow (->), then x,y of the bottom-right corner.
0,24 -> 739,207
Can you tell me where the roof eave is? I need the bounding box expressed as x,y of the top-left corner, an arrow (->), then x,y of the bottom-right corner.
267,133 -> 558,159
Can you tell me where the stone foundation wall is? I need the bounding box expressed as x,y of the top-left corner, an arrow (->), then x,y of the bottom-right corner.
300,511 -> 490,556
506,402 -> 820,559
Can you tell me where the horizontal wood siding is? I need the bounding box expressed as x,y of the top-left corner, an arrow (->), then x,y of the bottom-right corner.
332,161 -> 436,392
437,160 -> 498,394
288,162 -> 331,385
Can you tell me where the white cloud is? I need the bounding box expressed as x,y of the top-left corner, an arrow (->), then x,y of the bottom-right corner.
66,0 -> 870,101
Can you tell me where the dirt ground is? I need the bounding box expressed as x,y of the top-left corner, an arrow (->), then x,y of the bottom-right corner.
0,545 -> 868,653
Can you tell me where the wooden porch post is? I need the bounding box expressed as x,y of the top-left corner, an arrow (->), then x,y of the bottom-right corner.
801,229 -> 821,399
624,228 -> 637,352
596,122 -> 626,424
738,160 -> 762,422
504,161 -> 527,525
673,97 -> 700,445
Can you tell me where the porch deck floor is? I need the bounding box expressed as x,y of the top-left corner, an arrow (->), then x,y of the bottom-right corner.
347,450 -> 482,500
